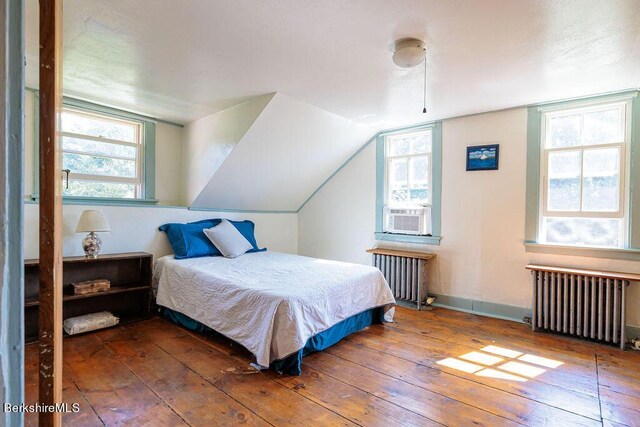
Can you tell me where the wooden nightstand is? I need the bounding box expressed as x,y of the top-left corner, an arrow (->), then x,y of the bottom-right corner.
24,252 -> 153,343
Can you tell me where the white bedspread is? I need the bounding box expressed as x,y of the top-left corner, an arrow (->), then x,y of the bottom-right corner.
154,251 -> 395,367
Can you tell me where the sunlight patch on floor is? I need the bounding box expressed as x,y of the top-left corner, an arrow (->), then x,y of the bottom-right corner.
475,368 -> 527,382
481,345 -> 522,358
459,351 -> 503,366
499,361 -> 546,378
518,353 -> 564,369
436,345 -> 564,382
437,357 -> 484,373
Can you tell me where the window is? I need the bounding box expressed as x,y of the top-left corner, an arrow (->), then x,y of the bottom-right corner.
540,100 -> 630,248
30,95 -> 157,203
525,91 -> 640,258
61,108 -> 144,199
375,123 -> 442,245
386,130 -> 432,207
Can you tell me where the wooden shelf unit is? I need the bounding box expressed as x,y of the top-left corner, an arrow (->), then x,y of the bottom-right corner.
24,252 -> 153,343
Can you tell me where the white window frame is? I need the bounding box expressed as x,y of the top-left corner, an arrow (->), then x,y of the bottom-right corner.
384,129 -> 433,209
61,107 -> 144,198
538,98 -> 632,247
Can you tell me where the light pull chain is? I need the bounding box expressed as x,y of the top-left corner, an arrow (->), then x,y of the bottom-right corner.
422,50 -> 427,114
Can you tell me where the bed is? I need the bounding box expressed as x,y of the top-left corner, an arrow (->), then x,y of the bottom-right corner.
153,251 -> 395,374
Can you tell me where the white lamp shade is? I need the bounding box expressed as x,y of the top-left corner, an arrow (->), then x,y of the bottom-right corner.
76,210 -> 111,233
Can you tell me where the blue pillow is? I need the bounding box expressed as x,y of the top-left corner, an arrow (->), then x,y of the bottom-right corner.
159,218 -> 266,259
226,219 -> 266,253
159,219 -> 222,259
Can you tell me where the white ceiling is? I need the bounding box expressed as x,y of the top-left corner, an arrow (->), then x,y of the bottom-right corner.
25,0 -> 640,127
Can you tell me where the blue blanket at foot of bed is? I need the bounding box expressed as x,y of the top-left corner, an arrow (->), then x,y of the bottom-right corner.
161,306 -> 384,375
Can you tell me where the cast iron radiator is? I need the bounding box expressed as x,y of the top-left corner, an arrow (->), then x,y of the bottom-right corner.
367,248 -> 434,310
526,264 -> 639,349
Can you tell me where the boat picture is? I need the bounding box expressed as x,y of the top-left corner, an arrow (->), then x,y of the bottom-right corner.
466,144 -> 499,171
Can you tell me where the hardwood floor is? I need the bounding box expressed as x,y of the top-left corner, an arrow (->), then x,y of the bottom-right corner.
24,307 -> 640,426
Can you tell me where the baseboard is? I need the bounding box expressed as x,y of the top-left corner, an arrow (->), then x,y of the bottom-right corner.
627,324 -> 640,340
425,293 -> 640,340
424,293 -> 531,323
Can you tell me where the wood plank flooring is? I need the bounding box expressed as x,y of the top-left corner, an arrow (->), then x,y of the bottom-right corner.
24,307 -> 640,426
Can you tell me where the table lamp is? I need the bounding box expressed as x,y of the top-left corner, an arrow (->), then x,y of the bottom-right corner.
76,210 -> 111,258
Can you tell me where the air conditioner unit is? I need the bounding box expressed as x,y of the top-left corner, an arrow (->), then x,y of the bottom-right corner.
383,206 -> 431,235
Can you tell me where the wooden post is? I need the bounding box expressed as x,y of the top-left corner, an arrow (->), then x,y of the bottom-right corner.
39,0 -> 63,425
0,0 -> 25,425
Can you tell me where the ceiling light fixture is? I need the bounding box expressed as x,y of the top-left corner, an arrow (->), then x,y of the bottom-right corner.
392,38 -> 428,114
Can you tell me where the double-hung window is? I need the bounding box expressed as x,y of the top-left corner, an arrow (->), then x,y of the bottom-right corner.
61,107 -> 145,199
375,123 -> 443,244
386,130 -> 432,209
539,99 -> 631,248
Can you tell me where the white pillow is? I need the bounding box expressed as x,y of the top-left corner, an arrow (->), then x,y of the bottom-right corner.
203,219 -> 253,258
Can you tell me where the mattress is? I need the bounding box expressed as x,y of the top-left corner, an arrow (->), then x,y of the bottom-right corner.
153,251 -> 395,367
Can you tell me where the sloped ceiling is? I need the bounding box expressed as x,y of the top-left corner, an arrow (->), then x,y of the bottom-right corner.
25,0 -> 640,127
182,93 -> 275,206
189,93 -> 374,211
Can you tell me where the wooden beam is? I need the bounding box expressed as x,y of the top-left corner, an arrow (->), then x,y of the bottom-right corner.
39,0 -> 63,425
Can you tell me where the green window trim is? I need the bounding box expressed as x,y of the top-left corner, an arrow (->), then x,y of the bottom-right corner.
375,121 -> 443,245
26,197 -> 159,206
524,242 -> 640,261
525,90 -> 640,259
30,92 -> 157,204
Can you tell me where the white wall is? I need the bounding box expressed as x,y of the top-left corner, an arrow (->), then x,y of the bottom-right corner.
298,139 -> 377,264
182,94 -> 274,206
23,203 -> 297,260
154,122 -> 184,205
23,90 -> 186,206
298,108 -> 640,327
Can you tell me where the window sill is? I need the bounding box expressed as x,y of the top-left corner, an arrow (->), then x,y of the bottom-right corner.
28,195 -> 159,207
524,242 -> 640,261
375,232 -> 442,245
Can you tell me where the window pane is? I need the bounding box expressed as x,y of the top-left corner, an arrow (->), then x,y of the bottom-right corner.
408,188 -> 428,204
583,108 -> 623,146
547,150 -> 581,211
389,158 -> 408,187
547,114 -> 581,148
62,110 -> 137,143
410,133 -> 431,154
408,155 -> 429,204
63,137 -> 137,159
64,180 -> 136,198
389,137 -> 410,156
390,189 -> 409,204
409,156 -> 429,183
582,147 -> 620,212
63,152 -> 137,178
543,217 -> 622,248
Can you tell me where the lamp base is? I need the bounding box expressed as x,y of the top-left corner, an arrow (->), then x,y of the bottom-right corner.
82,232 -> 102,258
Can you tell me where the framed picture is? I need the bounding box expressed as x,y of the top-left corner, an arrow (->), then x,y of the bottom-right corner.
466,144 -> 499,171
